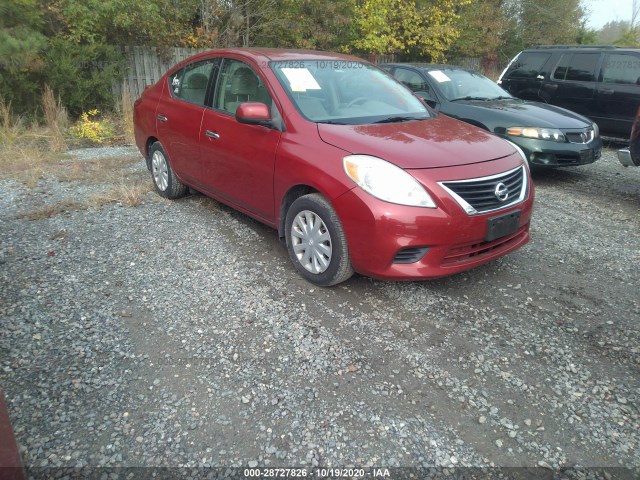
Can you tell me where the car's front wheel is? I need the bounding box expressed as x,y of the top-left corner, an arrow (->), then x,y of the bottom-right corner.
285,193 -> 353,286
148,141 -> 188,199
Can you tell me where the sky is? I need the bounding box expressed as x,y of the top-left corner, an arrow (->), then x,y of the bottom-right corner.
586,0 -> 634,29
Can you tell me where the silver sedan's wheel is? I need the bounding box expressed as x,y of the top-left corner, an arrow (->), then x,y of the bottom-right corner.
285,193 -> 353,287
291,210 -> 332,274
147,142 -> 188,199
151,150 -> 169,191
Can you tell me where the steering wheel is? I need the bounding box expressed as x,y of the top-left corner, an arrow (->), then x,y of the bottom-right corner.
346,97 -> 369,108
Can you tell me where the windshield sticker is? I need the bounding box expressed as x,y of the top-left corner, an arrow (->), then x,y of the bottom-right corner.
281,68 -> 321,92
428,70 -> 451,83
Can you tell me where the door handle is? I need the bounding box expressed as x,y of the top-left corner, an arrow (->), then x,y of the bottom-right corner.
157,114 -> 168,122
205,130 -> 220,139
598,89 -> 614,95
536,75 -> 545,80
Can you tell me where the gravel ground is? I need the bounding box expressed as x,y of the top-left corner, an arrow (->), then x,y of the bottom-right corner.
1,145 -> 639,479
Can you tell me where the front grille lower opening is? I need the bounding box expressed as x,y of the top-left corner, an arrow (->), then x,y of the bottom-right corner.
393,247 -> 429,264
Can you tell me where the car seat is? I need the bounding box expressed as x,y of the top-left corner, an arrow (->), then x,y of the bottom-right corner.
182,72 -> 208,105
225,67 -> 259,114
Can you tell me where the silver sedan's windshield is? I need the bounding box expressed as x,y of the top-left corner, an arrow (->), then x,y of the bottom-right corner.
271,60 -> 430,125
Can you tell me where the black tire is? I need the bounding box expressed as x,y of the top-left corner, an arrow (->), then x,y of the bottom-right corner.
285,193 -> 353,287
148,141 -> 188,199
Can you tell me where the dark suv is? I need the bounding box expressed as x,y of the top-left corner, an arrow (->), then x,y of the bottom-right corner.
498,46 -> 640,138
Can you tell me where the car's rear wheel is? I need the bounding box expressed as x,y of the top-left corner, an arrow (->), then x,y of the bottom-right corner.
148,142 -> 188,199
285,193 -> 353,286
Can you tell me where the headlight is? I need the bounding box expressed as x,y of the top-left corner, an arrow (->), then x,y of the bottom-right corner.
343,155 -> 436,208
506,127 -> 565,142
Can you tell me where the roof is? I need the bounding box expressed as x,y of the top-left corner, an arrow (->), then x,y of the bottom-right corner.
188,47 -> 362,63
382,62 -> 475,73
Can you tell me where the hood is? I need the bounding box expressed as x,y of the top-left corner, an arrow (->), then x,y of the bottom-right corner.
317,114 -> 515,169
447,98 -> 593,129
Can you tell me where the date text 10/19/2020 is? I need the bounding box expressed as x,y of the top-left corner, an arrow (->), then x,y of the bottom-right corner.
243,468 -> 391,478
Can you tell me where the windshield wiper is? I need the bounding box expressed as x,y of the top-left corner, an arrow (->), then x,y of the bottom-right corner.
489,95 -> 513,100
317,120 -> 349,125
373,115 -> 427,124
449,96 -> 491,102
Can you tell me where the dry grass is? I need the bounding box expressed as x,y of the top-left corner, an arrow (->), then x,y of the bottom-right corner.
55,155 -> 140,183
195,195 -> 219,211
42,84 -> 68,152
15,200 -> 85,220
88,181 -> 152,207
0,97 -> 64,186
120,85 -> 135,145
16,180 -> 152,221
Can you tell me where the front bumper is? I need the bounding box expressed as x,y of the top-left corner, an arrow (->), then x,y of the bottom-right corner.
503,135 -> 602,167
618,148 -> 639,167
332,158 -> 534,280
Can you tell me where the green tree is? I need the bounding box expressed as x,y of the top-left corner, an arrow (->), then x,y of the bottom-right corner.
519,0 -> 584,46
256,0 -> 356,51
0,0 -> 47,115
450,0 -> 513,62
352,0 -> 471,61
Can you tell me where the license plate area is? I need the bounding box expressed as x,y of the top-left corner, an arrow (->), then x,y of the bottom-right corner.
486,210 -> 521,242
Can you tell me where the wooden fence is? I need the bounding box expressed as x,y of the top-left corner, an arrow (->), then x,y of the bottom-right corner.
113,46 -> 206,102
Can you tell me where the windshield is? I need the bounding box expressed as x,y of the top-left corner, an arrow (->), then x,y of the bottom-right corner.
271,60 -> 430,124
426,69 -> 512,101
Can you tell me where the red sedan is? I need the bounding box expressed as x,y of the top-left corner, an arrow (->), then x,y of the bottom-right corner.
133,48 -> 534,286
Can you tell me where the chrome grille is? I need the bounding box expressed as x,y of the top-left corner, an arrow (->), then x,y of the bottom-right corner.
565,128 -> 595,144
438,165 -> 527,215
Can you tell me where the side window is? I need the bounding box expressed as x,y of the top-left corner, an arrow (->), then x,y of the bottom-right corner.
565,53 -> 599,82
602,54 -> 640,85
552,54 -> 572,80
505,52 -> 551,79
214,59 -> 272,115
169,59 -> 215,106
393,68 -> 430,93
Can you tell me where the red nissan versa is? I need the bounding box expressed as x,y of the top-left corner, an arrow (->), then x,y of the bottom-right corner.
133,48 -> 535,286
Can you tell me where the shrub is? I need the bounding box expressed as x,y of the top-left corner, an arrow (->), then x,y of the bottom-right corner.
70,109 -> 114,144
44,38 -> 125,118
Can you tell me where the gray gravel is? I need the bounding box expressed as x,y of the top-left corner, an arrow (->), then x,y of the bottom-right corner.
0,146 -> 639,478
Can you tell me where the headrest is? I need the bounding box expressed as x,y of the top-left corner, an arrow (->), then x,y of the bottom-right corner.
230,67 -> 258,96
187,73 -> 208,89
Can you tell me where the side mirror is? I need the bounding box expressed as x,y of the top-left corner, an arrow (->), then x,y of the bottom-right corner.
417,94 -> 439,112
236,102 -> 271,126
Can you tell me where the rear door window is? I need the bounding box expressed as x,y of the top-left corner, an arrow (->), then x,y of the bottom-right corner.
601,53 -> 640,85
505,52 -> 551,78
552,54 -> 572,80
565,53 -> 599,82
169,59 -> 216,106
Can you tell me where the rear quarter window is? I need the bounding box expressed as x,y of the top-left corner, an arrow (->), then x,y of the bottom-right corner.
505,52 -> 551,79
601,53 -> 640,85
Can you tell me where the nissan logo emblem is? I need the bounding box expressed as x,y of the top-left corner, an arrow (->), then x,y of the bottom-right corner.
494,182 -> 509,202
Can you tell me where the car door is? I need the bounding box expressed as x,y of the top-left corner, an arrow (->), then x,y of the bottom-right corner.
593,52 -> 640,137
500,51 -> 552,100
200,57 -> 282,221
543,52 -> 601,117
156,58 -> 218,184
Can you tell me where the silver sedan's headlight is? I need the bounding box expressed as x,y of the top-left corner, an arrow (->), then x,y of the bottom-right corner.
506,127 -> 565,142
343,155 -> 436,208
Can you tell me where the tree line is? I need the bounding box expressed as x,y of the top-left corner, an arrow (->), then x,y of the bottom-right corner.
1,0 -> 638,117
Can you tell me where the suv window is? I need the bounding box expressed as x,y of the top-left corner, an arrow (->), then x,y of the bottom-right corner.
602,53 -> 640,85
214,59 -> 272,115
506,52 -> 551,78
169,59 -> 215,106
565,53 -> 599,82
